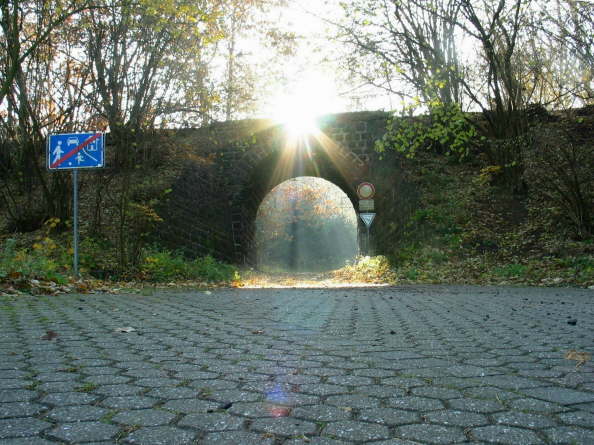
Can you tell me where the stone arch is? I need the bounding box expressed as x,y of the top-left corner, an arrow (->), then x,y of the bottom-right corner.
155,112 -> 391,264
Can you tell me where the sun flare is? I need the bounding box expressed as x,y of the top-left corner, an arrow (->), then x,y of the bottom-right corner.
270,73 -> 341,138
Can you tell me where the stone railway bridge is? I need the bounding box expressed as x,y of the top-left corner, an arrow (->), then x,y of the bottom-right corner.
155,111 -> 419,264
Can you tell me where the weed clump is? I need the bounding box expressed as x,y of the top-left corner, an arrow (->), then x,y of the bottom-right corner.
332,255 -> 396,284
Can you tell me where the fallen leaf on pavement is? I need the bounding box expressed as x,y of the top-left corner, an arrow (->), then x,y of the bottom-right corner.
115,326 -> 136,333
564,350 -> 592,368
41,330 -> 58,340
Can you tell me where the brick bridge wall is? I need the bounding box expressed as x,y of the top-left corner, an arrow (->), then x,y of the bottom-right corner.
154,111 -> 421,264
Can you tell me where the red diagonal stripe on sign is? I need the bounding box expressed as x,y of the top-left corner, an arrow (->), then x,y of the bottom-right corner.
50,133 -> 101,169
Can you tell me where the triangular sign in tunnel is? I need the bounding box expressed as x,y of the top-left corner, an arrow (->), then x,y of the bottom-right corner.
360,212 -> 375,228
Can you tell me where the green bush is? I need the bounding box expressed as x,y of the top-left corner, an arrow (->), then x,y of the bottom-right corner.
79,237 -> 116,276
187,255 -> 236,282
141,250 -> 186,282
557,255 -> 594,282
140,248 -> 236,282
494,263 -> 527,278
0,238 -> 68,284
376,103 -> 478,161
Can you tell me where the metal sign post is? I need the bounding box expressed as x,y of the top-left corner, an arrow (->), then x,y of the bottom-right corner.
360,212 -> 376,255
357,183 -> 376,253
72,170 -> 79,277
48,132 -> 105,279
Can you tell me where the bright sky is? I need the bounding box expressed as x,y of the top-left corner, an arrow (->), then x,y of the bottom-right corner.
254,0 -> 386,122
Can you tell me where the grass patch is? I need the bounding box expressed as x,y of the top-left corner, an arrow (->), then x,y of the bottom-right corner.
75,382 -> 98,392
100,410 -> 118,423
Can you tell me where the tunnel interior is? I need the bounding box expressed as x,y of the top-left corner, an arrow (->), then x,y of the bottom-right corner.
254,176 -> 359,272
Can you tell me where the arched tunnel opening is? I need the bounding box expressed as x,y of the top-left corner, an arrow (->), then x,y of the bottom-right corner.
234,129 -> 366,268
254,176 -> 358,272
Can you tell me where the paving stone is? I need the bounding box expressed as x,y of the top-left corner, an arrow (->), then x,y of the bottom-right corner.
0,418 -> 51,439
228,401 -> 281,418
207,389 -> 261,403
293,405 -> 352,422
299,384 -> 349,396
124,425 -> 196,444
275,374 -> 321,385
0,439 -> 56,445
493,411 -> 556,429
572,402 -> 594,413
387,396 -> 445,411
175,369 -> 218,380
464,386 -> 521,401
544,426 -> 594,445
353,368 -> 396,378
250,417 -> 318,436
358,407 -> 420,425
86,375 -> 132,385
381,377 -> 426,389
124,368 -> 167,378
95,384 -> 144,396
189,379 -> 239,391
46,405 -> 108,422
301,367 -> 344,377
322,420 -> 389,441
325,394 -> 380,409
37,381 -> 79,392
112,409 -> 176,426
478,375 -> 546,389
370,440 -> 430,445
358,385 -> 407,398
162,398 -> 220,413
134,377 -> 179,387
284,438 -> 347,445
0,370 -> 28,379
81,366 -> 119,375
471,425 -> 544,444
40,391 -> 98,406
558,410 -> 594,427
0,402 -> 46,418
0,390 -> 36,403
100,396 -> 157,409
0,380 -> 31,390
509,398 -> 570,413
521,387 -> 594,405
48,421 -> 119,442
448,398 -> 506,413
35,372 -> 80,382
145,386 -> 197,399
326,375 -> 374,386
425,409 -> 488,427
72,359 -> 112,367
178,412 -> 244,431
394,424 -> 466,444
411,386 -> 463,399
199,431 -> 275,445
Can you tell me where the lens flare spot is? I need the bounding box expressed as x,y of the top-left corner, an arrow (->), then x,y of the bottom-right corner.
265,383 -> 291,417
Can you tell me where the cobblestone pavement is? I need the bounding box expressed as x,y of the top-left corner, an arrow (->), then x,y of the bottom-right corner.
1,285 -> 594,444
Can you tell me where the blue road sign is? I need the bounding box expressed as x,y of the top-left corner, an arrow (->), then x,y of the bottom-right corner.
48,132 -> 105,170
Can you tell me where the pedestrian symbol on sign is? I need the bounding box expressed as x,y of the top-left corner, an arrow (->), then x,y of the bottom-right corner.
53,141 -> 64,165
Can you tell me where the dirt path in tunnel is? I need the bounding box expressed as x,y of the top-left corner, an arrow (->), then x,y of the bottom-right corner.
238,270 -> 390,288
